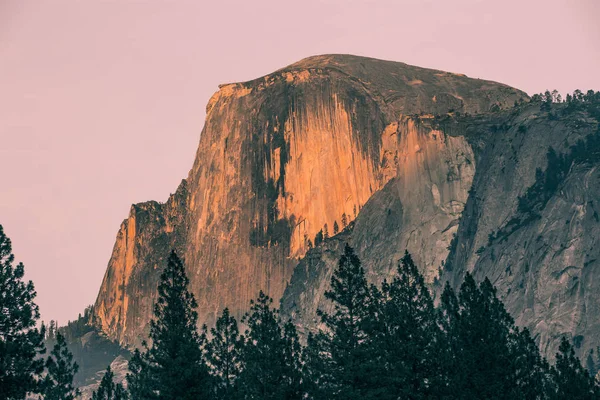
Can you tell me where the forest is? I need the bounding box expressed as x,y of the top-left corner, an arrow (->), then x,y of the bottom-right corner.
1,223 -> 599,400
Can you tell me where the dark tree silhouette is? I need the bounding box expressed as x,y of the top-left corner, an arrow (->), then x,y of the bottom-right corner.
0,224 -> 46,399
126,251 -> 211,400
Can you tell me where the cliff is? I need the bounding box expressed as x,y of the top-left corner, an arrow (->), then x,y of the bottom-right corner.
93,54 -> 527,346
281,99 -> 600,364
442,102 -> 600,360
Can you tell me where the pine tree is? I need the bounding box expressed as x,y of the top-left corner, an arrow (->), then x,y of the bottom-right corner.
47,321 -> 57,342
0,224 -> 46,399
438,274 -> 550,399
204,308 -> 241,399
341,213 -> 348,228
126,349 -> 154,400
368,251 -> 441,399
314,230 -> 324,246
307,244 -> 371,399
236,291 -> 304,399
92,365 -> 128,400
333,221 -> 339,235
126,250 -> 211,400
550,337 -> 599,399
511,327 -> 552,399
40,332 -> 80,400
323,224 -> 329,240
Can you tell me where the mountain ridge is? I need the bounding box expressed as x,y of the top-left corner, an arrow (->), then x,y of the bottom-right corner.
93,54 -> 535,349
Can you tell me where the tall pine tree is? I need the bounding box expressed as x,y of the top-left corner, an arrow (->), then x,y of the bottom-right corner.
127,349 -> 154,400
438,274 -> 550,399
39,332 -> 80,400
126,250 -> 211,400
307,244 -> 371,399
550,337 -> 599,399
204,308 -> 241,399
92,365 -> 128,400
367,251 -> 441,399
0,224 -> 46,399
236,291 -> 304,400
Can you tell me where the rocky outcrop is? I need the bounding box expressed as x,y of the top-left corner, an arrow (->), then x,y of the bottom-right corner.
94,180 -> 189,342
93,54 -> 526,346
441,104 -> 600,361
281,115 -> 477,335
282,101 -> 600,363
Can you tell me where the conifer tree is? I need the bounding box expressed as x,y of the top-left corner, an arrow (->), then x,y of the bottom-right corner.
314,230 -> 324,246
126,250 -> 211,400
126,349 -> 154,400
236,291 -> 304,399
550,337 -> 599,399
341,213 -> 348,228
204,308 -> 241,399
333,221 -> 339,235
0,224 -> 46,399
512,327 -> 552,399
47,321 -> 57,342
92,365 -> 128,400
447,275 -> 516,398
438,274 -> 550,399
368,251 -> 441,399
39,332 -> 80,400
307,244 -> 371,399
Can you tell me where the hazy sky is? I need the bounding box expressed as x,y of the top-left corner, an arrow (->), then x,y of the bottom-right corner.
1,0 -> 599,324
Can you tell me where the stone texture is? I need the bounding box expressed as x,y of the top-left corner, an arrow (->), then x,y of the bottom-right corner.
92,54 -> 526,346
281,116 -> 478,336
441,105 -> 600,360
282,102 -> 600,363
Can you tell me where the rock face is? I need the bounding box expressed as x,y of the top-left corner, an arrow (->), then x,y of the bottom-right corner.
282,101 -> 600,364
441,105 -> 600,360
93,54 -> 526,346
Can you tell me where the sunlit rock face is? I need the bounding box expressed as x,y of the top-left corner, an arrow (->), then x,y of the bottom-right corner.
280,116 -> 477,336
92,54 -> 526,346
281,101 -> 600,363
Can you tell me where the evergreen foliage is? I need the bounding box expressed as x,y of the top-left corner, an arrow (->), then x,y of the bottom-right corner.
367,251 -> 441,399
92,366 -> 128,400
0,225 -> 46,399
236,291 -> 304,400
126,250 -> 211,400
307,244 -> 372,399
314,230 -> 324,246
39,332 -> 80,400
204,308 -> 241,399
438,274 -> 550,399
4,226 -> 598,399
550,337 -> 599,399
126,349 -> 154,400
333,221 -> 339,235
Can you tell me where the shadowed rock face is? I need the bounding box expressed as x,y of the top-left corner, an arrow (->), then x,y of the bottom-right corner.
441,105 -> 600,361
92,54 -> 527,346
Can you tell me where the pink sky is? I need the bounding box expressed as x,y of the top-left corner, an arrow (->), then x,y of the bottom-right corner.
1,0 -> 599,324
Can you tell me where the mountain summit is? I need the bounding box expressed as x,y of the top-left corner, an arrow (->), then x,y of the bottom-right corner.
92,55 -> 598,364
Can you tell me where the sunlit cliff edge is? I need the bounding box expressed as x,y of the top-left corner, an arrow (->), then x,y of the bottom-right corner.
95,54 -> 583,356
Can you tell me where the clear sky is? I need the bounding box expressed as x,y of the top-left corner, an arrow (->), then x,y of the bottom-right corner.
1,0 -> 598,325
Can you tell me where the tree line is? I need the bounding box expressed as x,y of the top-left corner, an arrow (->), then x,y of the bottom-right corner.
0,225 -> 80,399
2,222 -> 599,399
